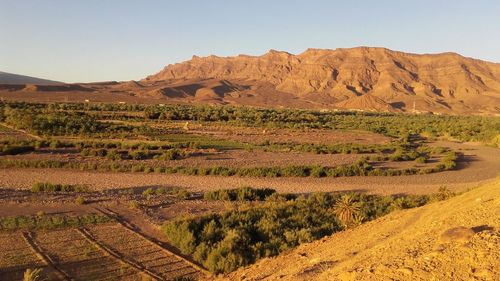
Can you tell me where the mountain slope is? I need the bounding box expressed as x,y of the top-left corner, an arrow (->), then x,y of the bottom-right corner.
217,179 -> 500,280
145,47 -> 500,114
1,48 -> 499,114
0,71 -> 63,85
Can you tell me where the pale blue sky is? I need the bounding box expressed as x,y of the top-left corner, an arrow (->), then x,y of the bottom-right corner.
1,0 -> 499,83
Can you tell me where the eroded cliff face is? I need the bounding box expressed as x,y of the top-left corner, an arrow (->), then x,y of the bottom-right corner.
144,47 -> 500,113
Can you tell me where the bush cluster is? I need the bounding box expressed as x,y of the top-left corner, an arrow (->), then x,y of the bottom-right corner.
163,191 -> 443,273
203,187 -> 276,201
31,182 -> 90,193
260,142 -> 397,154
2,102 -> 499,142
142,187 -> 191,199
0,144 -> 35,155
1,106 -> 136,137
80,147 -> 189,161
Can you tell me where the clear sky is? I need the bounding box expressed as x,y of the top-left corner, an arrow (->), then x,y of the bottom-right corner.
1,0 -> 499,83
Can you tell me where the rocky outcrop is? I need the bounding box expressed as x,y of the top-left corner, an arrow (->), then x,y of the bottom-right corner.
144,47 -> 500,114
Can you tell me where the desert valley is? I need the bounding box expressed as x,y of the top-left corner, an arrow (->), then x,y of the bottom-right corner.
1,47 -> 500,115
0,48 -> 499,280
1,1 -> 499,280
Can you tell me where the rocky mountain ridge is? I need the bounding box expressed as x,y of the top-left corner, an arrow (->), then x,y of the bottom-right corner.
144,47 -> 500,114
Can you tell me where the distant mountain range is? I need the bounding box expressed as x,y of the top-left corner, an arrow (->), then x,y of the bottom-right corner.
1,47 -> 500,115
0,71 -> 62,85
143,47 -> 500,114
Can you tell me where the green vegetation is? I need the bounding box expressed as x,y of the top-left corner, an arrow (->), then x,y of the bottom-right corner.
1,144 -> 35,155
204,187 -> 277,201
75,196 -> 86,205
259,142 -> 397,154
1,102 -> 499,143
0,102 -> 484,179
0,213 -> 112,231
0,153 -> 458,177
31,182 -> 90,193
1,106 -> 137,137
333,194 -> 363,228
142,186 -> 191,199
163,189 -> 453,273
440,151 -> 459,170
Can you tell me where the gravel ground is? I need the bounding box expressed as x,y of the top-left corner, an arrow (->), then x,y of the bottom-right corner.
1,142 -> 499,195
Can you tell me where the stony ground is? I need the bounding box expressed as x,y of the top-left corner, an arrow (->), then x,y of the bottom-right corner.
219,179 -> 500,281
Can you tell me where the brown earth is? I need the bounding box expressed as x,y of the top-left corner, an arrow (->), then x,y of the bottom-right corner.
1,148 -> 367,168
183,125 -> 391,145
220,179 -> 500,281
1,142 -> 499,195
1,47 -> 500,114
0,224 -> 204,280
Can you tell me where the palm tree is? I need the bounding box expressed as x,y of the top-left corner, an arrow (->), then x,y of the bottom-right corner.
333,194 -> 361,228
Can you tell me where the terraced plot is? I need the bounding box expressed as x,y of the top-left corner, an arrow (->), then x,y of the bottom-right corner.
0,232 -> 57,280
85,223 -> 202,280
31,228 -> 143,280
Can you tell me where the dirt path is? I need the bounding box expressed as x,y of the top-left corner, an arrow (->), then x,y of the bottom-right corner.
77,227 -> 164,280
221,180 -> 500,281
22,232 -> 71,280
31,228 -> 142,280
96,207 -> 209,276
1,142 -> 499,195
0,122 -> 42,140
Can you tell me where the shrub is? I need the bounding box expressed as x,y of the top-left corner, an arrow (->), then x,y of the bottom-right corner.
175,189 -> 191,200
75,196 -> 86,205
131,164 -> 144,172
1,145 -> 35,155
31,182 -> 89,193
142,188 -> 155,197
156,149 -> 184,160
204,187 -> 276,201
106,149 -> 124,160
415,156 -> 427,164
441,151 -> 459,170
163,190 -> 452,273
130,150 -> 147,160
129,201 -> 140,209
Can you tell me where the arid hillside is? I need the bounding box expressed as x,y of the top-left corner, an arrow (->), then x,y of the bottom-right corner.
144,47 -> 500,114
219,179 -> 500,281
1,47 -> 500,114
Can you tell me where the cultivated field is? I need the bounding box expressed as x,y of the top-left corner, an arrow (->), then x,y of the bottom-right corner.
0,102 -> 499,280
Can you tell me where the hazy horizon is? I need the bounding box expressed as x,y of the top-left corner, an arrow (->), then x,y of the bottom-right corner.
2,0 -> 500,83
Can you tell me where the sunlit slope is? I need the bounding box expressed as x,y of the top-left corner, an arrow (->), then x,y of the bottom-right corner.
220,179 -> 500,280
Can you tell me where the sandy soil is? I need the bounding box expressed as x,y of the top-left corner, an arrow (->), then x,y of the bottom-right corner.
3,148 -> 364,168
1,142 -> 499,195
220,179 -> 500,281
186,125 -> 391,145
